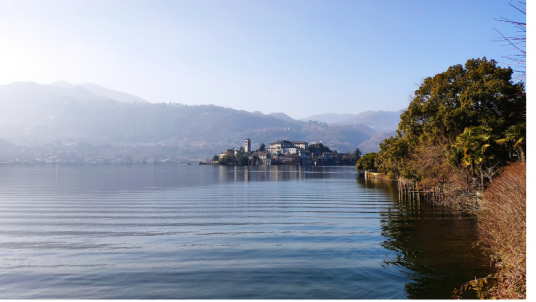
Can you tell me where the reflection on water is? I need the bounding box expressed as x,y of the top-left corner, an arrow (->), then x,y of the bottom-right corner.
0,164 -> 492,299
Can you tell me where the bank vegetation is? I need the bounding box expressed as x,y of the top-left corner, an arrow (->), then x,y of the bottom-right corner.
357,58 -> 526,299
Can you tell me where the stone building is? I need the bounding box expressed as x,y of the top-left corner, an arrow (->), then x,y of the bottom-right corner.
244,138 -> 251,154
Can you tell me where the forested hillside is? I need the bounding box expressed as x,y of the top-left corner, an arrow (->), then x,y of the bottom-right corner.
301,110 -> 403,132
0,82 -> 378,157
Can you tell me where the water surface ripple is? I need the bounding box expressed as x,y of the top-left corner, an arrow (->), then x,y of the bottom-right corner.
0,165 -> 492,299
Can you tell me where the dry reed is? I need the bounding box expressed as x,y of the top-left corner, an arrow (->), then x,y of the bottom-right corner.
478,161 -> 526,299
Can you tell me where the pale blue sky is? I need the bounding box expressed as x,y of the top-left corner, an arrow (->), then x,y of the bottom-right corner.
0,0 -> 526,119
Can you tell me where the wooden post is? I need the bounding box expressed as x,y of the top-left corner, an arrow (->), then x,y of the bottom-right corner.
424,185 -> 426,201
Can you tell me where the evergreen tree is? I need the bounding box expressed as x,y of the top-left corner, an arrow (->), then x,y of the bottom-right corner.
376,57 -> 525,181
353,148 -> 362,160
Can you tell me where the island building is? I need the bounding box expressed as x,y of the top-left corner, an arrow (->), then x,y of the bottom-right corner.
216,139 -> 350,166
234,146 -> 245,156
244,138 -> 251,154
219,148 -> 235,159
267,140 -> 308,155
299,149 -> 313,164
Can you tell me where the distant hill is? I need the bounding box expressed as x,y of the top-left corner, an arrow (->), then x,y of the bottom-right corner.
24,102 -> 375,152
301,110 -> 403,132
77,83 -> 149,104
0,81 -> 108,134
339,110 -> 403,131
0,81 -> 148,131
0,81 -> 379,155
250,111 -> 296,122
357,131 -> 397,153
9,102 -> 375,154
268,112 -> 296,121
300,113 -> 356,124
49,81 -> 149,104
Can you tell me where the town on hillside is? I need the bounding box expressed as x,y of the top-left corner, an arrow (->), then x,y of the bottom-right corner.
210,139 -> 360,166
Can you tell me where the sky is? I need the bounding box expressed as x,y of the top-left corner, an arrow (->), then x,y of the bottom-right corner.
0,0 -> 528,119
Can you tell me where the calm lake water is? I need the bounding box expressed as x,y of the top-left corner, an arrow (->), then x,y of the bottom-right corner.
0,164 -> 493,299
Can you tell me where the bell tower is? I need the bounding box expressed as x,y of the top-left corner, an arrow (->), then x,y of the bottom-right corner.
245,138 -> 251,154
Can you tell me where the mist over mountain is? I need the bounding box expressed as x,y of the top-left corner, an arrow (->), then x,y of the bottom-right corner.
77,83 -> 149,104
0,81 -> 387,160
49,81 -> 149,104
0,81 -> 108,134
300,113 -> 356,124
301,110 -> 403,132
268,112 -> 295,121
0,81 -> 147,133
357,130 -> 398,153
22,101 -> 375,153
249,111 -> 296,122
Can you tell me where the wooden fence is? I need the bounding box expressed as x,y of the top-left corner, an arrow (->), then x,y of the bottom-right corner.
398,181 -> 445,202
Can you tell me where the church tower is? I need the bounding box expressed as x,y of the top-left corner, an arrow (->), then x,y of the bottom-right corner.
245,138 -> 251,154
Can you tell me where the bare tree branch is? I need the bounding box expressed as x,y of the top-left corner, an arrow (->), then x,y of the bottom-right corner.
493,1 -> 526,80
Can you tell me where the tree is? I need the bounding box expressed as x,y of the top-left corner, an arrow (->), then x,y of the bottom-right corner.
308,143 -> 332,154
259,143 -> 265,151
377,58 -> 525,181
409,140 -> 453,186
359,152 -> 377,171
219,154 -> 231,165
398,57 -> 524,144
376,135 -> 416,180
248,155 -> 259,166
212,155 -> 219,162
496,122 -> 525,162
234,151 -> 250,166
353,148 -> 362,160
452,126 -> 498,188
238,156 -> 249,166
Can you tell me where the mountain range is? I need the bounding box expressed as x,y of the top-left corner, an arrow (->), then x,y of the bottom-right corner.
0,81 -> 402,158
300,110 -> 403,132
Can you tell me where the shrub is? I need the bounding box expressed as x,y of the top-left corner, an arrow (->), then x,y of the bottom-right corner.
479,162 -> 526,299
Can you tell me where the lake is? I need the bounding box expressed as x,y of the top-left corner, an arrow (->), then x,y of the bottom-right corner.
0,164 -> 493,299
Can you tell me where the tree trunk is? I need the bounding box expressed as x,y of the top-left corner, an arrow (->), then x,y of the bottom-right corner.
480,163 -> 484,189
520,147 -> 525,163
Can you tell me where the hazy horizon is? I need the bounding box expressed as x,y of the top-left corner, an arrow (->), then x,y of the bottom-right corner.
0,0 -> 525,119
0,80 -> 406,120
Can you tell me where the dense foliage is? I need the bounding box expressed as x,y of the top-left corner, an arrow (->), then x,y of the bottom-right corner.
308,143 -> 332,154
353,148 -> 362,160
357,152 -> 376,170
374,58 -> 525,185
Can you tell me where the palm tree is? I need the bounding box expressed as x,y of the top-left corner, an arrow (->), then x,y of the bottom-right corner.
454,126 -> 495,188
497,122 -> 525,162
